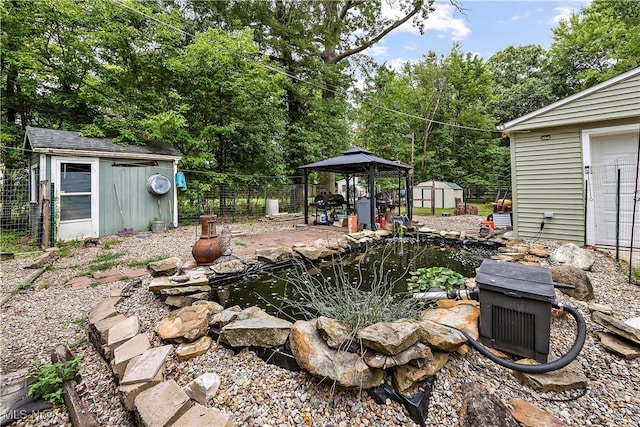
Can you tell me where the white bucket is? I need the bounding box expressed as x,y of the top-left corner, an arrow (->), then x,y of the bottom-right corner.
266,199 -> 279,215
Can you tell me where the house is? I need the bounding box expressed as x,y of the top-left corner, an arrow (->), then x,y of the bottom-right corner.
24,127 -> 182,241
413,180 -> 463,209
501,66 -> 640,247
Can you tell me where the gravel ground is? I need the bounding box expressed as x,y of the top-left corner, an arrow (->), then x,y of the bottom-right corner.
1,215 -> 639,426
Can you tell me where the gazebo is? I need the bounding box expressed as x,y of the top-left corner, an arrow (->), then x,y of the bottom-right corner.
300,147 -> 414,230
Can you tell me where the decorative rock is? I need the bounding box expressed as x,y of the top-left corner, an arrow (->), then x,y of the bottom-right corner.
364,342 -> 432,369
147,256 -> 183,277
209,306 -> 242,327
121,345 -> 173,385
156,304 -> 210,343
625,317 -> 640,329
112,334 -> 151,380
211,256 -> 246,275
594,331 -> 640,359
89,314 -> 126,347
159,285 -> 211,296
591,311 -> 640,345
165,293 -> 209,307
289,319 -> 384,389
107,316 -> 139,348
511,361 -> 588,392
256,247 -> 292,263
459,382 -> 519,427
588,303 -> 613,315
357,320 -> 422,355
133,380 -> 190,426
419,301 -> 479,339
176,336 -> 212,361
118,355 -> 163,411
527,247 -> 550,258
88,297 -> 122,324
549,243 -> 595,271
219,315 -> 293,348
192,300 -> 225,315
293,246 -> 335,261
391,351 -> 448,395
173,404 -> 233,426
549,265 -> 594,301
316,316 -> 357,351
183,373 -> 221,406
417,319 -> 467,352
235,306 -> 271,321
510,398 -> 566,427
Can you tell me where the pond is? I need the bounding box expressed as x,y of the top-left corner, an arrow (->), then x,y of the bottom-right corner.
211,238 -> 497,319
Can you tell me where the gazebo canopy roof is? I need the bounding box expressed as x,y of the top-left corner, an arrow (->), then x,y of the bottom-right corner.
300,147 -> 412,175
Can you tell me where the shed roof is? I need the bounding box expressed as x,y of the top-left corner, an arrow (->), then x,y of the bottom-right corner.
300,147 -> 412,175
500,66 -> 640,132
415,180 -> 463,190
24,127 -> 182,161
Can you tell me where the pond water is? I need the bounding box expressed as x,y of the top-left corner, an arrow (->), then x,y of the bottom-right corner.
212,238 -> 496,319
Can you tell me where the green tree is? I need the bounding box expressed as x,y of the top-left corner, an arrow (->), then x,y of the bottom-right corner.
486,45 -> 555,123
547,0 -> 640,97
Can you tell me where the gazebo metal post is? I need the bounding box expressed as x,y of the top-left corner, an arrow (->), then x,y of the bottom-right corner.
369,164 -> 376,230
406,173 -> 413,220
345,173 -> 351,210
304,171 -> 309,225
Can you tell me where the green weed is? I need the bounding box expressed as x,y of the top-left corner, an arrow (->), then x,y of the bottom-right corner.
16,281 -> 33,292
68,337 -> 87,350
126,256 -> 165,268
70,316 -> 87,325
28,357 -> 81,407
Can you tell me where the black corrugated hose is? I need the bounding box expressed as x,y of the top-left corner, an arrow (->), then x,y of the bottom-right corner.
456,302 -> 587,373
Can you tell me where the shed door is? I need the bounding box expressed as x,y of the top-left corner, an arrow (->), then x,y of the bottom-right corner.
590,132 -> 638,247
52,157 -> 99,240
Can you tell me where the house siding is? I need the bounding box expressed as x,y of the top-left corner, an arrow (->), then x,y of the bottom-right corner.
511,129 -> 585,242
98,159 -> 175,236
508,74 -> 640,131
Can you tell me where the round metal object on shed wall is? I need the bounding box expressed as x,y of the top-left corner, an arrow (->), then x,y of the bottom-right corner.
146,174 -> 172,195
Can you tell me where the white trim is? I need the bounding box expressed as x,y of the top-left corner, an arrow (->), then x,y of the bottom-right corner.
51,157 -> 100,239
32,148 -> 181,161
582,123 -> 640,245
501,66 -> 640,131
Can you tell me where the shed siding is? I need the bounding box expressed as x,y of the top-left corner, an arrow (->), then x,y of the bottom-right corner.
511,130 -> 584,242
99,159 -> 175,236
509,74 -> 640,131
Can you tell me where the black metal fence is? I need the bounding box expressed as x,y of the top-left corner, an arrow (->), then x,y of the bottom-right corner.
590,160 -> 640,283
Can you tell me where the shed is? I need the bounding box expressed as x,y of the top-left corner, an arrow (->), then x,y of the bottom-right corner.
500,66 -> 640,247
413,180 -> 463,209
24,127 -> 182,241
300,147 -> 413,230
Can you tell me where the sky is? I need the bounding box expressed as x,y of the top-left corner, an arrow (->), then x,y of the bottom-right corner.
368,0 -> 591,68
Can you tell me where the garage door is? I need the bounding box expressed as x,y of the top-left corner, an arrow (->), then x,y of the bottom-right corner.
590,132 -> 639,247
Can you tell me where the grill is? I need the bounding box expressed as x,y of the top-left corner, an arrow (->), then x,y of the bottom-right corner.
475,259 -> 556,363
310,193 -> 345,209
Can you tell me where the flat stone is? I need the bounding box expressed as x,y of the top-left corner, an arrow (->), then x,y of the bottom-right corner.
357,320 -> 422,355
183,373 -> 220,406
165,293 -> 209,308
209,306 -> 242,327
316,316 -> 357,351
595,331 -> 640,359
112,334 -> 151,380
592,311 -> 640,345
90,314 -> 126,346
159,285 -> 211,296
96,273 -> 124,284
511,361 -> 588,392
120,268 -> 150,279
364,342 -> 432,369
510,398 -> 565,427
460,382 -> 520,427
418,301 -> 479,339
133,380 -> 190,426
219,316 -> 293,348
88,297 -> 122,324
173,403 -> 232,427
118,356 -> 163,411
147,256 -> 183,277
121,345 -> 173,385
107,316 -> 139,348
67,276 -> 93,289
192,300 -> 224,316
176,336 -> 212,361
418,319 -> 468,352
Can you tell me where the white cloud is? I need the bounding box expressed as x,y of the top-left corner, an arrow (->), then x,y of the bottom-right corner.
367,44 -> 389,58
381,2 -> 470,41
550,6 -> 575,23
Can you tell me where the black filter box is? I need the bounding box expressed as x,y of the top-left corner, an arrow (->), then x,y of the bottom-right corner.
475,259 -> 556,363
